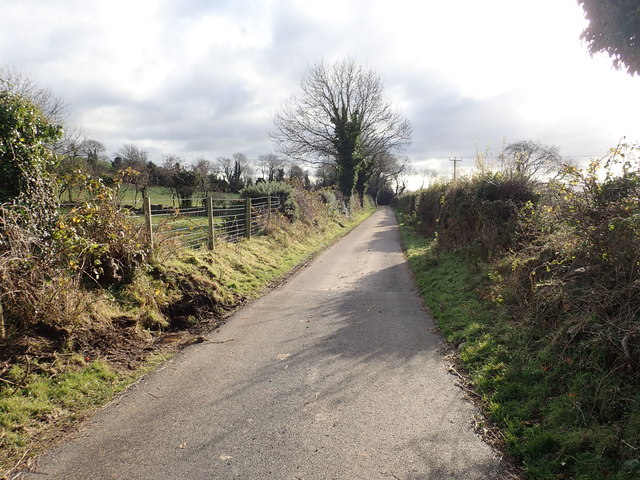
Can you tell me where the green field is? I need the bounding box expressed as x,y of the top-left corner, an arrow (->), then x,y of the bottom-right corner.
59,185 -> 240,208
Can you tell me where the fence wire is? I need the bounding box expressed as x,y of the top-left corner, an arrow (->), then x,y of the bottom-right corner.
130,196 -> 280,251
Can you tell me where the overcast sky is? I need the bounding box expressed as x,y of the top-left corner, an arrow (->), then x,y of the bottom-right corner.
2,0 -> 639,182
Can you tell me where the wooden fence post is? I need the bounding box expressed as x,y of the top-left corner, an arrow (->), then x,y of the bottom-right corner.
245,197 -> 252,239
267,195 -> 272,224
207,197 -> 214,250
143,196 -> 154,261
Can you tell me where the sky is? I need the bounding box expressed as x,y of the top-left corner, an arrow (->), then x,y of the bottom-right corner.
2,0 -> 639,186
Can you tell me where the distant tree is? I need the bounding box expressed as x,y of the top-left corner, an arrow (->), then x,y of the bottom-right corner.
500,140 -> 561,179
218,153 -> 253,191
208,173 -> 228,192
257,153 -> 287,182
235,152 -> 255,188
353,152 -> 412,206
116,144 -> 152,200
54,152 -> 89,203
288,164 -> 306,184
417,167 -> 439,190
272,58 -> 412,206
80,139 -> 107,173
192,157 -> 213,196
390,156 -> 412,196
315,163 -> 338,188
363,153 -> 411,205
162,155 -> 197,207
216,156 -> 233,187
117,144 -> 148,169
286,164 -> 310,189
578,0 -> 640,75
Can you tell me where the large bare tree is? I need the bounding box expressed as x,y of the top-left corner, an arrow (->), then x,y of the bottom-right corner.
271,59 -> 412,204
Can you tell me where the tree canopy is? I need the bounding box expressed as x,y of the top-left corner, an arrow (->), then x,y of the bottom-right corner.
578,0 -> 640,75
271,59 -> 412,204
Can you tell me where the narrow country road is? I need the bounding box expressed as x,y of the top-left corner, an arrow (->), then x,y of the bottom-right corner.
20,208 -> 508,480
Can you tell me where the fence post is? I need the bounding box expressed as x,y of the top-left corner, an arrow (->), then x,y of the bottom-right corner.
207,197 -> 214,250
245,197 -> 252,239
143,196 -> 154,261
267,195 -> 272,224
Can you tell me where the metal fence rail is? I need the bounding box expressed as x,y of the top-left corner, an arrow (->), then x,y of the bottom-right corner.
137,196 -> 280,252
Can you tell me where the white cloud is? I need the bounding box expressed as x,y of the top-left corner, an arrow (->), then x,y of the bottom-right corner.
0,0 -> 638,169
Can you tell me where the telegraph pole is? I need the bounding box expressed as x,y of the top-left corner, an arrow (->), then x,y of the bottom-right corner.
449,156 -> 462,179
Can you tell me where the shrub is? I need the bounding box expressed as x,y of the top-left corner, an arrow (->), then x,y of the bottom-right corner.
317,189 -> 344,217
52,173 -> 147,286
0,89 -> 63,231
240,181 -> 298,220
415,182 -> 448,235
0,206 -> 89,336
410,173 -> 540,255
487,146 -> 640,470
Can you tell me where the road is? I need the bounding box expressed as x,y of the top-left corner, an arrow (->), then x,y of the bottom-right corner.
20,207 -> 508,479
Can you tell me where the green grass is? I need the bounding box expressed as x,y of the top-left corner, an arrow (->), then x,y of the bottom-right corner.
117,186 -> 240,207
60,185 -> 240,207
0,354 -> 168,473
396,212 -> 640,480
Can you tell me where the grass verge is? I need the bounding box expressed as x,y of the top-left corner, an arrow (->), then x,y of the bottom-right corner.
397,212 -> 640,480
0,208 -> 374,477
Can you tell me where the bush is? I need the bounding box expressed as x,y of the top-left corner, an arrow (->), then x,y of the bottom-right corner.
0,206 -> 89,336
318,189 -> 346,217
240,181 -> 298,220
52,173 -> 147,286
486,146 -> 640,472
403,174 -> 539,256
0,89 -> 63,231
0,172 -> 148,339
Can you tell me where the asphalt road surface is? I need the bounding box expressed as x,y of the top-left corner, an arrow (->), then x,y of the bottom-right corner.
20,207 -> 508,480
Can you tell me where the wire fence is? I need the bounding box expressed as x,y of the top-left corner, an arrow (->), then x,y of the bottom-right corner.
130,196 -> 280,252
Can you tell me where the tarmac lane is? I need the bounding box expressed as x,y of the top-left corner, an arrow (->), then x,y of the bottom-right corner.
18,207 -> 509,480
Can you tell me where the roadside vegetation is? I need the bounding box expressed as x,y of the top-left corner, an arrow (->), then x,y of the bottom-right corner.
0,73 -> 377,476
0,176 -> 374,476
396,143 -> 640,479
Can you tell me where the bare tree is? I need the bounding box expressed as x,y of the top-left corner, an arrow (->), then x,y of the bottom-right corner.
216,156 -> 233,186
271,58 -> 412,205
501,140 -> 562,179
0,67 -> 67,124
233,153 -> 254,188
115,144 -> 151,201
364,153 -> 412,204
390,156 -> 412,195
80,139 -> 107,171
257,153 -> 287,182
217,153 -> 253,191
192,157 -> 212,196
418,167 -> 439,190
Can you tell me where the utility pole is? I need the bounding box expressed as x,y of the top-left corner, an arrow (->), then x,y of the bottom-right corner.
449,156 -> 462,179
